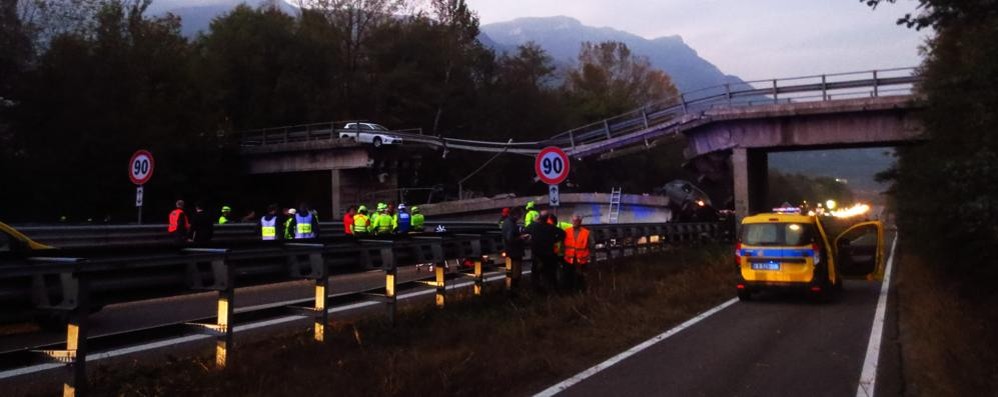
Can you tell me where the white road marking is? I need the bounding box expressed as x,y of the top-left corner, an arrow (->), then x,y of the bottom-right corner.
0,270 -> 520,380
855,234 -> 899,397
533,298 -> 739,397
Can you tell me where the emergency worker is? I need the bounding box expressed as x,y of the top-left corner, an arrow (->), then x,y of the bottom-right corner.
562,214 -> 595,290
410,206 -> 425,232
499,207 -> 510,229
373,203 -> 394,235
352,205 -> 371,235
343,206 -> 356,235
259,204 -> 281,241
218,205 -> 233,224
502,207 -> 527,289
283,208 -> 296,240
291,203 -> 319,239
524,201 -> 539,227
526,213 -> 565,289
168,200 -> 191,244
189,201 -> 214,245
394,204 -> 412,234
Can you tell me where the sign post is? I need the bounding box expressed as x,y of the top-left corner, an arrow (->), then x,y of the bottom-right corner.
129,150 -> 155,224
535,147 -> 570,211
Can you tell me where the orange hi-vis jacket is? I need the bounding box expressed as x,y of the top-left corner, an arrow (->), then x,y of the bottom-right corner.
564,226 -> 591,265
168,209 -> 190,233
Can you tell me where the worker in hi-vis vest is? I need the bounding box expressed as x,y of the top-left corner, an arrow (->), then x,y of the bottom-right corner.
373,203 -> 394,235
290,203 -> 318,239
352,205 -> 371,236
562,214 -> 595,290
410,206 -> 425,232
524,201 -> 539,227
259,204 -> 281,241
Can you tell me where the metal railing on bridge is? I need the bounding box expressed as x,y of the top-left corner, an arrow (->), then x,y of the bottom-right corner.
0,221 -> 721,396
235,67 -> 921,158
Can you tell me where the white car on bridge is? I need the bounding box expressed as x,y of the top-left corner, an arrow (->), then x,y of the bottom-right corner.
338,122 -> 403,148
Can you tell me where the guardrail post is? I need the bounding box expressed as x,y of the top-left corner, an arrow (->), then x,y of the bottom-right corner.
215,268 -> 234,368
474,259 -> 484,296
725,83 -> 732,106
641,109 -> 650,129
285,244 -> 330,342
435,264 -> 446,308
385,259 -> 396,326
603,120 -> 612,140
63,277 -> 89,397
873,70 -> 879,97
772,79 -> 779,104
821,75 -> 828,101
680,93 -> 688,114
182,249 -> 233,368
569,130 -> 576,153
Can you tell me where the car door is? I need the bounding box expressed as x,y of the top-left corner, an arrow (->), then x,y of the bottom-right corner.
833,221 -> 885,280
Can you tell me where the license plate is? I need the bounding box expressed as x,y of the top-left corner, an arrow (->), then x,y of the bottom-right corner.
751,262 -> 781,271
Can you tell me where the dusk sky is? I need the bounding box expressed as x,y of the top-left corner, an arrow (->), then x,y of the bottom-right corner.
153,0 -> 930,80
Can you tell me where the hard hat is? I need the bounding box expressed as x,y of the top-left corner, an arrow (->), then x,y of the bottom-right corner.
288,208 -> 297,215
398,203 -> 406,210
377,203 -> 388,211
411,206 -> 420,213
525,201 -> 535,209
358,205 -> 367,212
221,206 -> 232,212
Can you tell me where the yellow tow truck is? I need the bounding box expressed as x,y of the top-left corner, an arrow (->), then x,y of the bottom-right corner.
735,209 -> 885,301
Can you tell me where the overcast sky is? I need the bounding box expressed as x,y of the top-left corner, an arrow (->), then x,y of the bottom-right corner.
465,0 -> 929,79
155,0 -> 929,80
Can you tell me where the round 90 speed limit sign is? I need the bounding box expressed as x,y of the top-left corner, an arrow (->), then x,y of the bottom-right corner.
535,146 -> 570,185
128,150 -> 155,185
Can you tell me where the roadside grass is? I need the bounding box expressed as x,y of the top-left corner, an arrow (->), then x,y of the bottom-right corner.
84,245 -> 734,396
896,250 -> 998,396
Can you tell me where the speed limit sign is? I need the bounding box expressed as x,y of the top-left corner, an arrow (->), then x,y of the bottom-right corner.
128,150 -> 155,185
534,147 -> 570,185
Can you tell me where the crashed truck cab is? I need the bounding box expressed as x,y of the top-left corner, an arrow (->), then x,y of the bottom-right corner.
734,208 -> 885,301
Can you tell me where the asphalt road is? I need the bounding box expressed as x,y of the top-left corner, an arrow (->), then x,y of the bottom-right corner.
553,253 -> 902,397
0,264 -> 447,353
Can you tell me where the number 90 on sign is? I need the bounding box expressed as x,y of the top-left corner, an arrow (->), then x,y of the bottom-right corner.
128,150 -> 155,185
535,147 -> 570,185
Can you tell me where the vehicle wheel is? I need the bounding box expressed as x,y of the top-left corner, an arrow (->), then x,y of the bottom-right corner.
737,289 -> 752,301
373,137 -> 383,147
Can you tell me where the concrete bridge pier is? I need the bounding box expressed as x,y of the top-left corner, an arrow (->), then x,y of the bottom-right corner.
732,148 -> 768,222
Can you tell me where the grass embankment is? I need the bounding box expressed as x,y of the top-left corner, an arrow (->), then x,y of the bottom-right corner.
896,249 -> 998,396
86,246 -> 734,396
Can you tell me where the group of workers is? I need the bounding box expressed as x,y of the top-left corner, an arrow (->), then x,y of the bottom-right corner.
341,202 -> 425,236
167,199 -> 426,244
501,201 -> 594,291
168,197 -> 593,290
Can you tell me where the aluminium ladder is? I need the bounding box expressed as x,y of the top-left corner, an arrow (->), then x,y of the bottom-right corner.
608,187 -> 622,224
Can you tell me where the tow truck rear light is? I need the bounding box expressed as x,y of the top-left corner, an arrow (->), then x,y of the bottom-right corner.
736,284 -> 746,290
810,286 -> 822,292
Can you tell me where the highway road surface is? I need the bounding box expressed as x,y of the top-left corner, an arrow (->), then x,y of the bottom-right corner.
541,237 -> 901,397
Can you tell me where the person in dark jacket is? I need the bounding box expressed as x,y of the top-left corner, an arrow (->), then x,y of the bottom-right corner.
525,212 -> 566,289
502,207 -> 527,288
188,201 -> 214,245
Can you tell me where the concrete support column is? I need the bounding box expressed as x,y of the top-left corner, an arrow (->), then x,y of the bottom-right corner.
732,147 -> 768,223
330,170 -> 341,218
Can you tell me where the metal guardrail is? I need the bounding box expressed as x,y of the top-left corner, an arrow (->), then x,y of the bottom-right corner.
0,221 -> 720,396
14,221 -> 498,249
236,67 -> 921,157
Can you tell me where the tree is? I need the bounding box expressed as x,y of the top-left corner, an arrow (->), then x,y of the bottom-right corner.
866,0 -> 998,282
564,41 -> 679,122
